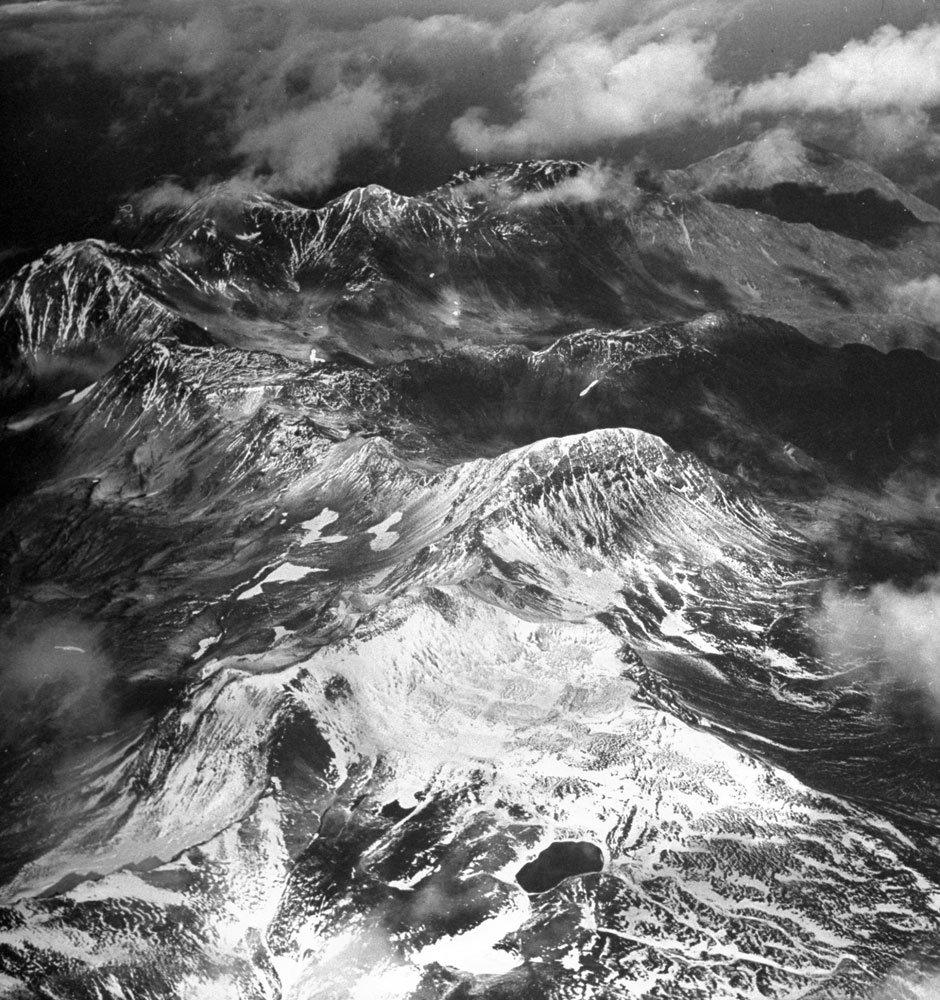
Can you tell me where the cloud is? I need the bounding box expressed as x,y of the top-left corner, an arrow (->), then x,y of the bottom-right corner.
852,107 -> 940,163
735,23 -> 940,117
1,0 -> 741,197
453,19 -> 940,160
744,127 -> 807,184
451,33 -> 730,157
128,178 -> 206,214
889,275 -> 940,326
235,77 -> 398,193
2,0 -> 940,214
813,575 -> 940,719
688,126 -> 810,191
511,163 -> 640,210
123,175 -> 263,220
92,7 -> 516,195
736,22 -> 940,172
451,160 -> 642,213
0,618 -> 115,746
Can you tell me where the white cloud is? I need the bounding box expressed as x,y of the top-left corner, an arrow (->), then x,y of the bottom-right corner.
452,20 -> 940,162
736,23 -> 940,117
125,175 -> 263,217
235,77 -> 396,193
889,275 -> 940,326
5,0 -> 738,185
4,1 -> 940,197
128,178 -> 204,214
510,163 -> 640,209
747,127 -> 806,181
452,33 -> 730,157
451,160 -> 641,211
852,107 -> 940,163
813,575 -> 940,718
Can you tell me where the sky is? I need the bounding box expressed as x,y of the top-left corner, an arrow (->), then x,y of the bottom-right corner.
0,0 -> 938,253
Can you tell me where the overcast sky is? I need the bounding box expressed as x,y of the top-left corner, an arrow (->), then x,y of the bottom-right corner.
1,0 -> 937,251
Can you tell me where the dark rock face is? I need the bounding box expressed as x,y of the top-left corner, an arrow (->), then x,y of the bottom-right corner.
0,145 -> 939,999
516,842 -> 604,894
709,182 -> 925,246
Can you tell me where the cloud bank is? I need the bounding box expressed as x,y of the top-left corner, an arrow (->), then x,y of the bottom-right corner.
1,0 -> 938,213
735,24 -> 940,117
456,19 -> 940,161
452,34 -> 730,158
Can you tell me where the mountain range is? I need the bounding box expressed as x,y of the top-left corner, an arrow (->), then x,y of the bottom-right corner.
0,134 -> 938,999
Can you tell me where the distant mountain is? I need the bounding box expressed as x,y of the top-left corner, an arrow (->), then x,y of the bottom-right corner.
676,132 -> 940,223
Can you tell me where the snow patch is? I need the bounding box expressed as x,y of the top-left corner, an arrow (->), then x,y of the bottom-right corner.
298,507 -> 346,545
192,634 -> 222,661
237,562 -> 325,601
367,511 -> 402,552
412,900 -> 527,975
579,379 -> 600,397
